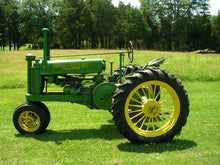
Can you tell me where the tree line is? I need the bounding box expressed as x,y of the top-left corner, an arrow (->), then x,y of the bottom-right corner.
0,0 -> 220,52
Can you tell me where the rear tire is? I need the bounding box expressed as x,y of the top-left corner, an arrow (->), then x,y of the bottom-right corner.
111,65 -> 142,83
112,69 -> 189,144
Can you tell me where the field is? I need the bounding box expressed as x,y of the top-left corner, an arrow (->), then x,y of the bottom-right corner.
0,49 -> 220,164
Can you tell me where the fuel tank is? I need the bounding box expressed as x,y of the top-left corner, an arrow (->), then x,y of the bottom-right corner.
39,58 -> 106,75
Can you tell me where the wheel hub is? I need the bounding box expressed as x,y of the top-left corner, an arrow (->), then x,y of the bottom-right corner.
20,112 -> 39,129
24,115 -> 35,128
143,100 -> 161,117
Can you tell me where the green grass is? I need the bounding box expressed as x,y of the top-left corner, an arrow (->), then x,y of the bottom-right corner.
0,50 -> 219,89
0,49 -> 220,164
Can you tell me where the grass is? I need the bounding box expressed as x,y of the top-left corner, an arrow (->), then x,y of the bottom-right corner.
0,49 -> 219,89
0,49 -> 220,164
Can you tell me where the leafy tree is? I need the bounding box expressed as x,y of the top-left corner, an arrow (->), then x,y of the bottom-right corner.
19,0 -> 57,48
1,0 -> 20,50
0,0 -> 219,52
91,0 -> 115,48
56,0 -> 86,48
210,11 -> 220,52
140,0 -> 211,51
113,2 -> 129,49
0,1 -> 6,50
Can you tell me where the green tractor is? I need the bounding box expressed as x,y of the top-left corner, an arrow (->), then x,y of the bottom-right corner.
13,28 -> 189,144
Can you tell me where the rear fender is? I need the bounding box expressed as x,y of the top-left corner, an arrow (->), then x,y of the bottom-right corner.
143,57 -> 167,69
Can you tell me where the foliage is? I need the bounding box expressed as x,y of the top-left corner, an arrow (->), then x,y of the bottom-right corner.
211,11 -> 220,52
18,0 -> 58,49
0,0 -> 20,50
0,0 -> 220,52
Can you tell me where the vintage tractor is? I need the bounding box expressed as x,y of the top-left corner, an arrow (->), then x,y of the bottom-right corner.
13,28 -> 189,144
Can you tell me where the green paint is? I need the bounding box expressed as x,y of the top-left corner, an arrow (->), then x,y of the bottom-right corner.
24,28 -> 165,110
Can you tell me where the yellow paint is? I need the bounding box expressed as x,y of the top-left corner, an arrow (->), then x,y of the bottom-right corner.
18,111 -> 40,132
52,63 -> 88,70
124,80 -> 180,137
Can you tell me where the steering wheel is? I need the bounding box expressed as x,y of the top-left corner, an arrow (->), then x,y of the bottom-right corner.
127,41 -> 134,63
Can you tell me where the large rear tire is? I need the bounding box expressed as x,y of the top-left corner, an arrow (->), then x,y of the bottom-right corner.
111,64 -> 142,83
112,69 -> 189,144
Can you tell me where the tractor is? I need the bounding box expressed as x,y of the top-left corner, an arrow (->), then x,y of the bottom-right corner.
13,28 -> 189,144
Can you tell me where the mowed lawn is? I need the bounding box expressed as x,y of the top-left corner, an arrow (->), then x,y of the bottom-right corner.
0,49 -> 219,164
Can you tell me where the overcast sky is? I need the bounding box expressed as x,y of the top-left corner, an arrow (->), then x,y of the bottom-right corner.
112,0 -> 220,15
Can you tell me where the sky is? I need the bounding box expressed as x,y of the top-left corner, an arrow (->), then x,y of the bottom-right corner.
112,0 -> 220,15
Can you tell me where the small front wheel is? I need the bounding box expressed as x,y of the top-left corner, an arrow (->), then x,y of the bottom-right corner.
35,102 -> 50,130
112,69 -> 189,144
13,102 -> 50,134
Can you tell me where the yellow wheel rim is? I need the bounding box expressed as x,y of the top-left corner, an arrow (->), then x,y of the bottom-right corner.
18,111 -> 41,132
125,80 -> 180,137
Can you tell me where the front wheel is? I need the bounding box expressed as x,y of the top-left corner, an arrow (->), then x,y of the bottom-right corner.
112,69 -> 189,144
13,102 -> 50,134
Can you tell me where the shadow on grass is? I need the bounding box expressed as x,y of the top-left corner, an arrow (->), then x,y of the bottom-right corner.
15,124 -> 197,153
15,124 -> 123,145
117,139 -> 197,153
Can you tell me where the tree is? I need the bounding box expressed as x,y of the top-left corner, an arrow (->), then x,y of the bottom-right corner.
19,0 -> 57,49
140,0 -> 162,49
91,0 -> 115,48
1,0 -> 20,50
210,11 -> 220,52
140,0 -> 211,51
56,0 -> 87,48
0,1 -> 6,50
113,2 -> 146,49
0,0 -> 218,51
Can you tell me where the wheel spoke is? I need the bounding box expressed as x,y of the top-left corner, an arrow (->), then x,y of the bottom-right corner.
152,117 -> 155,131
159,90 -> 169,101
146,117 -> 151,131
160,112 -> 171,119
24,120 -> 28,125
22,116 -> 27,120
131,97 -> 143,105
128,109 -> 143,113
154,87 -> 163,101
22,112 -> 39,128
147,85 -> 154,99
152,85 -> 156,99
155,116 -> 161,129
161,104 -> 174,108
161,108 -> 174,112
33,122 -> 37,126
130,111 -> 144,120
141,87 -> 149,100
159,96 -> 172,104
135,91 -> 146,103
158,115 -> 167,124
134,115 -> 146,126
140,116 -> 147,129
129,104 -> 143,108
